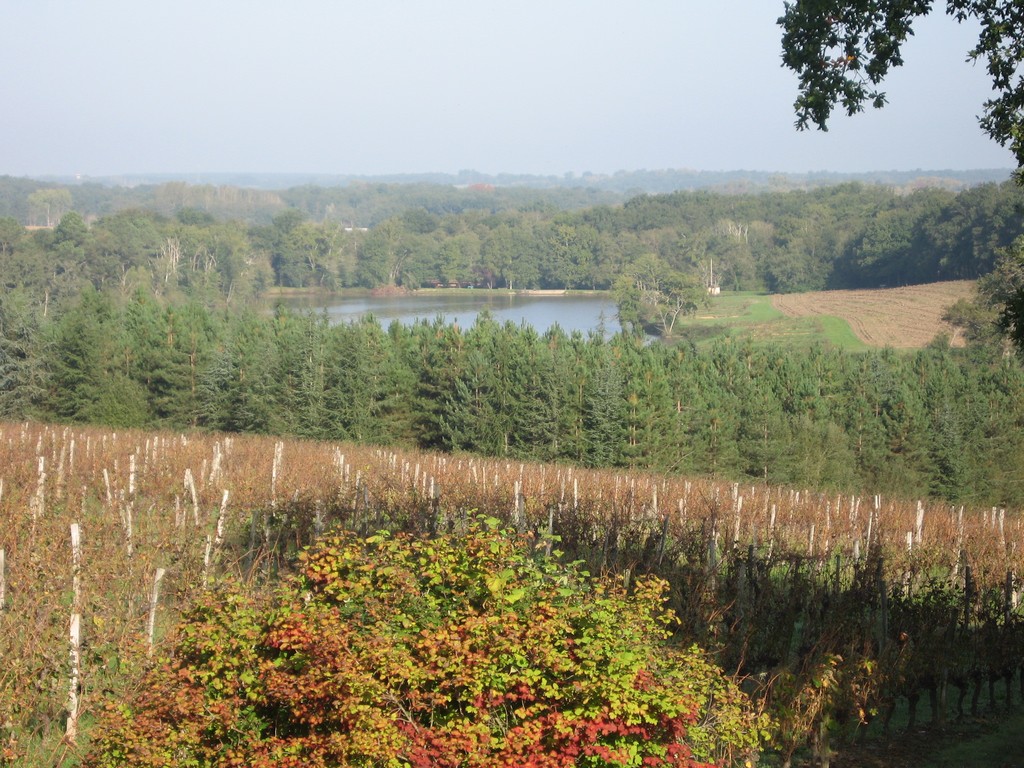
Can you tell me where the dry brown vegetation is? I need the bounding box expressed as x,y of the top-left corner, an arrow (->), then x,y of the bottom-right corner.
0,421 -> 1020,765
771,280 -> 977,348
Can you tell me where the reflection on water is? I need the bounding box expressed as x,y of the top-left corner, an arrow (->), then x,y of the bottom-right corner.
276,291 -> 622,336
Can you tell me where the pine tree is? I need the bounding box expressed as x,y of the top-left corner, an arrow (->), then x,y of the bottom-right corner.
409,318 -> 467,450
45,288 -> 150,427
324,317 -> 417,445
582,342 -> 626,468
0,289 -> 46,418
199,309 -> 279,433
617,337 -> 680,470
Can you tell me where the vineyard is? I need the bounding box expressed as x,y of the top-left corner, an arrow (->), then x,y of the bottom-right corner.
1,421 -> 1022,766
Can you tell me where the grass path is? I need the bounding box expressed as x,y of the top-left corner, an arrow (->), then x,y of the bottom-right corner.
677,292 -> 868,350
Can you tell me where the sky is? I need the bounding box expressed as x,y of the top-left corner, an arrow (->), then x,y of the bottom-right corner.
1,0 -> 1015,178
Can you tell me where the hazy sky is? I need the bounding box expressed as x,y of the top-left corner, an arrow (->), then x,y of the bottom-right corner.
2,0 -> 1015,177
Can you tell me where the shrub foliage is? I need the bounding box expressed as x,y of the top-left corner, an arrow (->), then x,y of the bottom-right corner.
83,520 -> 763,767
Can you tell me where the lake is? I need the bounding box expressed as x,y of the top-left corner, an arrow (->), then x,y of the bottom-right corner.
277,291 -> 623,336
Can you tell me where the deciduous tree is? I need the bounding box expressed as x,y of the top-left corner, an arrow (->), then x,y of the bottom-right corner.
614,255 -> 703,338
779,0 -> 1024,167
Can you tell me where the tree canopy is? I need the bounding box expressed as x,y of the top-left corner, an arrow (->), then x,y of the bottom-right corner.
779,1 -> 1024,168
4,179 -> 1023,311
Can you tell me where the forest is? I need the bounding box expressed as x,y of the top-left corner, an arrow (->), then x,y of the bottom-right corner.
2,176 -> 1024,508
3,175 -> 1024,303
0,289 -> 1019,507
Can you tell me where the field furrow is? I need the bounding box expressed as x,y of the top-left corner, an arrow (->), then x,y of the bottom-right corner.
771,280 -> 976,348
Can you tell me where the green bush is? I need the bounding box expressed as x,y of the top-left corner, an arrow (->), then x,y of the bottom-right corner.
84,519 -> 766,767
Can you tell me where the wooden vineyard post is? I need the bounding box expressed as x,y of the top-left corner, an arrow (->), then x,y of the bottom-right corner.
121,500 -> 134,559
185,468 -> 200,526
265,443 -> 281,561
31,456 -> 45,522
952,509 -> 965,578
428,478 -> 441,537
1006,570 -> 1015,631
67,523 -> 82,744
204,491 -> 230,584
56,439 -> 68,502
512,480 -> 525,531
353,471 -> 362,518
271,440 -> 284,508
866,494 -> 880,560
102,467 -> 113,506
314,500 -> 325,539
147,568 -> 167,656
214,490 -> 228,556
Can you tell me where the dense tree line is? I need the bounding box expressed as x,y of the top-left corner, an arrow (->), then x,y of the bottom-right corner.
2,180 -> 1022,309
3,289 -> 1022,506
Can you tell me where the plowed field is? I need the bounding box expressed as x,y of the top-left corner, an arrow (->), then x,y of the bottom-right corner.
771,281 -> 976,348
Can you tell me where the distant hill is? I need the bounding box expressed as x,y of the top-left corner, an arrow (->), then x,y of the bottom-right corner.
27,167 -> 1014,195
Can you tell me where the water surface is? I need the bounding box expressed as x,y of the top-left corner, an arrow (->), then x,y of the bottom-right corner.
279,291 -> 622,336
